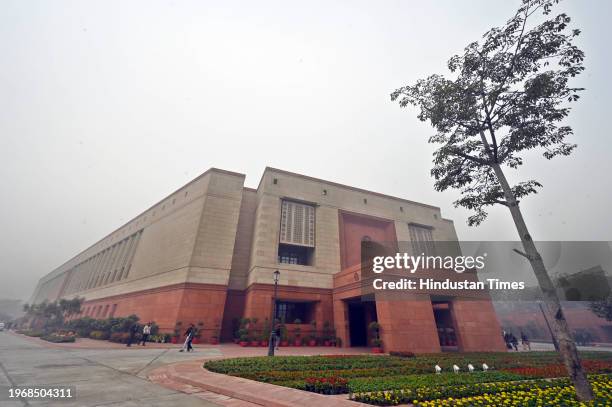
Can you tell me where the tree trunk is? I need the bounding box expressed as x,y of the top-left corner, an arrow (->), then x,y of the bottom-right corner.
491,162 -> 594,401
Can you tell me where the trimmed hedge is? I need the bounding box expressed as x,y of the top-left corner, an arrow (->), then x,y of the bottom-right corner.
41,334 -> 76,343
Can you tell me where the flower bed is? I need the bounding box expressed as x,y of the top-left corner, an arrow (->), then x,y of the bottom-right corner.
351,375 -> 612,406
204,352 -> 612,400
303,377 -> 348,394
502,360 -> 612,378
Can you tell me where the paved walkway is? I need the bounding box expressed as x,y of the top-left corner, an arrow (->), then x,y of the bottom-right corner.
0,331 -> 220,406
149,360 -> 364,407
6,331 -> 370,406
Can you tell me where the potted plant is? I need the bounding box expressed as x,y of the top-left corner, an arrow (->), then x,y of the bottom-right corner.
293,320 -> 302,346
335,336 -> 343,348
371,338 -> 384,353
369,321 -> 383,353
322,321 -> 332,346
279,324 -> 288,347
261,319 -> 270,347
249,318 -> 259,346
308,321 -> 317,346
238,328 -> 249,347
251,335 -> 260,347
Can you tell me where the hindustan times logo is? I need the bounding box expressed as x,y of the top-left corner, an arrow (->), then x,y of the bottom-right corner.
372,253 -> 488,274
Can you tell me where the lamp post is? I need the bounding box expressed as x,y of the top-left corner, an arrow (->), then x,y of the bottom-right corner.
267,270 -> 280,356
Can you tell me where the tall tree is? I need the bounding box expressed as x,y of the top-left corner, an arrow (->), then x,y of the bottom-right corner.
391,0 -> 591,400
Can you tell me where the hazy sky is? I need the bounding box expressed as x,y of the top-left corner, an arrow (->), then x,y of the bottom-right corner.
1,0 -> 611,301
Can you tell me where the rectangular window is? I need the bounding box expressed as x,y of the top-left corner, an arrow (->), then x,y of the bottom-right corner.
280,200 -> 315,247
278,200 -> 316,265
409,223 -> 436,257
278,244 -> 313,265
275,301 -> 313,323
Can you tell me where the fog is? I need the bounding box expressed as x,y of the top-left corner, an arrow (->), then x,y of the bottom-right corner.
1,0 -> 611,301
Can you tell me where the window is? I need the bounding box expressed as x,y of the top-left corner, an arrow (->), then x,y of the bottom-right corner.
110,304 -> 117,318
275,301 -> 313,323
409,224 -> 436,256
278,200 -> 315,265
279,200 -> 315,247
278,244 -> 313,265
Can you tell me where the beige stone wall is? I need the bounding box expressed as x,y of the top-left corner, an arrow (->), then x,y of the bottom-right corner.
187,171 -> 245,286
31,169 -> 245,303
227,189 -> 258,290
246,168 -> 459,290
30,166 -> 459,304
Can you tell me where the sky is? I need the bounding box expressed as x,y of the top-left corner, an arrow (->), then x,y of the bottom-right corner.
1,0 -> 611,301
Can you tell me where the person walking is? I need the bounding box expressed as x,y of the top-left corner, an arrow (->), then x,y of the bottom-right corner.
141,323 -> 151,346
503,331 -> 512,350
510,333 -> 519,351
521,331 -> 531,351
126,322 -> 139,347
179,324 -> 195,352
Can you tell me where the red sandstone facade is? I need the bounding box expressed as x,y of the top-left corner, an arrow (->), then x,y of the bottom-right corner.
31,167 -> 506,353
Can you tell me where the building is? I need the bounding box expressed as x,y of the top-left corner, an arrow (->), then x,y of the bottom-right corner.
29,167 -> 505,353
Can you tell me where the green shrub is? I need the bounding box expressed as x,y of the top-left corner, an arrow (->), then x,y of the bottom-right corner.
89,330 -> 109,340
41,334 -> 76,343
18,329 -> 45,337
65,317 -> 96,337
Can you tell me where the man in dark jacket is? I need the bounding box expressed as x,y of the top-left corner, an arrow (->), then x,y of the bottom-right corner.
179,324 -> 196,352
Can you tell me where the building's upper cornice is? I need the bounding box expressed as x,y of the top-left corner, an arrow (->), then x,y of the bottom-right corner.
259,166 -> 443,212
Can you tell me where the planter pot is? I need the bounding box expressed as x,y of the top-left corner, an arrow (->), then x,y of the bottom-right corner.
192,337 -> 200,344
260,341 -> 268,347
251,341 -> 259,347
308,340 -> 317,346
372,347 -> 384,354
171,337 -> 178,344
280,341 -> 288,347
294,340 -> 302,346
324,341 -> 331,346
239,341 -> 249,347
209,338 -> 219,345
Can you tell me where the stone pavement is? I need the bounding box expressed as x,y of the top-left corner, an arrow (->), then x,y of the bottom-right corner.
149,360 -> 364,407
0,331 -> 220,406
146,341 -> 371,406
4,331 -> 371,406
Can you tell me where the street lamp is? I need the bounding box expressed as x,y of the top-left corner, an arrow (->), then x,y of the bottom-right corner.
267,270 -> 280,356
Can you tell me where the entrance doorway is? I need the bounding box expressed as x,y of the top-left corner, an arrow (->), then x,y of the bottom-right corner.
347,299 -> 377,347
432,301 -> 458,349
